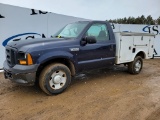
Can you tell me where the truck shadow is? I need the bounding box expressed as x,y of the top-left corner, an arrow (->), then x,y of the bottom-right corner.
72,65 -> 129,85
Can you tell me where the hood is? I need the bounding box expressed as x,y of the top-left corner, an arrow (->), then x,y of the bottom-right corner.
7,38 -> 75,52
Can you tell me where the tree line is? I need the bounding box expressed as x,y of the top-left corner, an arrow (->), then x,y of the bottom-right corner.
108,15 -> 160,25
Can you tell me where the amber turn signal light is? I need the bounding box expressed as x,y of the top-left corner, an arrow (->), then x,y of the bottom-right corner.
19,53 -> 33,65
19,60 -> 27,65
27,53 -> 33,65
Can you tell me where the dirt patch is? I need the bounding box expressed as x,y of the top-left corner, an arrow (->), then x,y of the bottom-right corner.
0,59 -> 160,120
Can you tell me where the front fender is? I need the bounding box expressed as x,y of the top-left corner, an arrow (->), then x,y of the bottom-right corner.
36,51 -> 75,65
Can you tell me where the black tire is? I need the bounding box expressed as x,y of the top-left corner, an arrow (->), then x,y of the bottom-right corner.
39,63 -> 71,95
128,56 -> 143,74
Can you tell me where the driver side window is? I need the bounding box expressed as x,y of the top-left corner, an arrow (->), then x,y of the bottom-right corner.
86,23 -> 109,42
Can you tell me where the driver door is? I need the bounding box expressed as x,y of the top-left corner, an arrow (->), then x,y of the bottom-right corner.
77,23 -> 115,72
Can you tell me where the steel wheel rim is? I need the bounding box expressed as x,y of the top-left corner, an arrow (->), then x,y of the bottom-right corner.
135,60 -> 141,72
49,70 -> 67,90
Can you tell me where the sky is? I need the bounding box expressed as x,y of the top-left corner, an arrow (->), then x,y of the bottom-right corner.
0,0 -> 160,20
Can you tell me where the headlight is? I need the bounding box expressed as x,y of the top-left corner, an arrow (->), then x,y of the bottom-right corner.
18,52 -> 33,65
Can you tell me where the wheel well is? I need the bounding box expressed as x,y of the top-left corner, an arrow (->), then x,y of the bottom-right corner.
136,51 -> 145,59
36,58 -> 76,82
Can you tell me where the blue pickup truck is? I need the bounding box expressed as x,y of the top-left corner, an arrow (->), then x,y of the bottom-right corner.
3,21 -> 155,95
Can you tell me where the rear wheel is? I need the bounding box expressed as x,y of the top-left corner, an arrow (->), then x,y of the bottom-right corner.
128,56 -> 143,74
39,63 -> 71,95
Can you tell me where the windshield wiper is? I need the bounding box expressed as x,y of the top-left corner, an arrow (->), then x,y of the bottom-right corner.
55,35 -> 65,38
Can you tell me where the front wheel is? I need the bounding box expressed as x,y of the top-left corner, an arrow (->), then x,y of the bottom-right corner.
128,56 -> 143,74
39,63 -> 71,95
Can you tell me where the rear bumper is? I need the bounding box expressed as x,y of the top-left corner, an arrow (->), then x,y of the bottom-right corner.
3,60 -> 39,86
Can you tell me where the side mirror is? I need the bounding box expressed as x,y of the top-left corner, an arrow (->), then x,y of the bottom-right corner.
85,36 -> 97,44
81,36 -> 96,45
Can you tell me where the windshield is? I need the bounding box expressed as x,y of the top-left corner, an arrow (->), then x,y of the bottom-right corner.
53,22 -> 89,38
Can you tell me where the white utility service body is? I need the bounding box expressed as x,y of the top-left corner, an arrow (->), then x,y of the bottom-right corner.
114,32 -> 155,64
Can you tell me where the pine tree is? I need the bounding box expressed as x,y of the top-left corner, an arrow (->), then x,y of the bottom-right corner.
146,15 -> 154,25
157,17 -> 160,25
107,15 -> 158,25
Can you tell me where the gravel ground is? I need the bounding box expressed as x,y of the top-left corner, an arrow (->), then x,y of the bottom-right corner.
0,59 -> 160,120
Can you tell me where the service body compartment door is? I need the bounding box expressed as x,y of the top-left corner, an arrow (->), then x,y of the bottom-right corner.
133,36 -> 149,46
119,36 -> 134,62
148,36 -> 154,57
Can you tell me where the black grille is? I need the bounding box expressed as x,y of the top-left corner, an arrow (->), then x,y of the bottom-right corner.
5,47 -> 17,67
